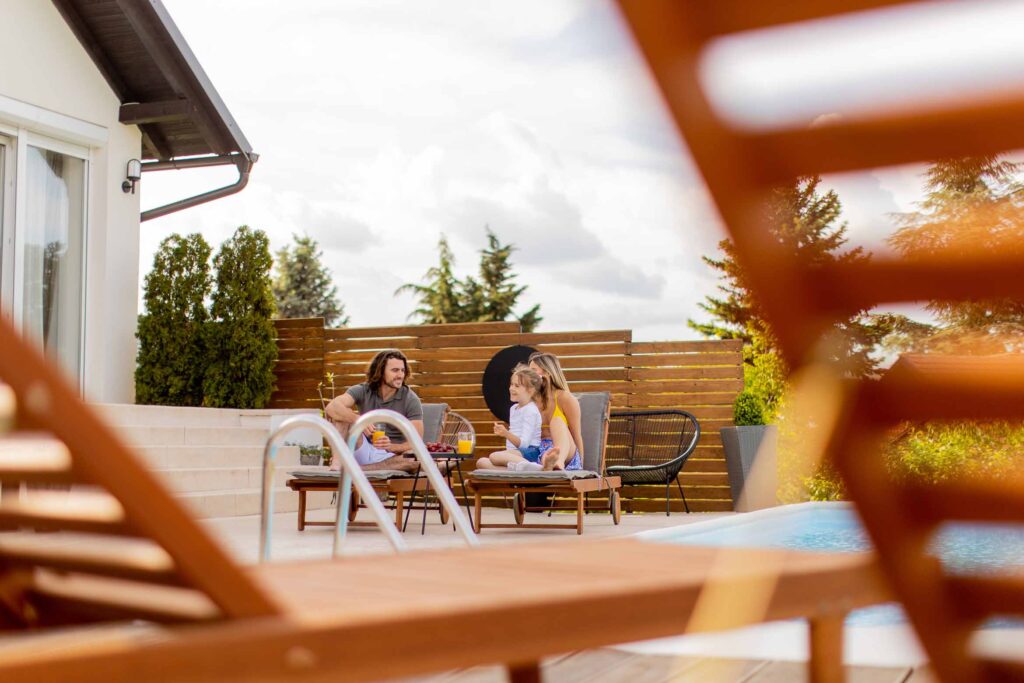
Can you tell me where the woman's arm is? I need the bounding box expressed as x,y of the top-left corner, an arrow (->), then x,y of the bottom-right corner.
562,392 -> 584,460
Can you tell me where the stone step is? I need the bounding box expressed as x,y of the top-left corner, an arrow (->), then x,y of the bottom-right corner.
176,486 -> 335,519
92,403 -> 317,428
136,445 -> 303,469
156,466 -> 300,493
116,425 -> 272,448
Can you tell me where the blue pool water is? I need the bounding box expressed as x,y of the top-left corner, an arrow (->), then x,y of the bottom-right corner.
646,504 -> 1024,627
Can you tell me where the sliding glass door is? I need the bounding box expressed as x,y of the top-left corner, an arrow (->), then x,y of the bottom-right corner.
18,142 -> 87,384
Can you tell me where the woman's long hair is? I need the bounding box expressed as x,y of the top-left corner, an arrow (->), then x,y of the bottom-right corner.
366,349 -> 411,391
512,363 -> 550,411
528,352 -> 570,394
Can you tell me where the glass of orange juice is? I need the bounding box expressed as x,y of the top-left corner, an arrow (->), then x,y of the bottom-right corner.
456,431 -> 473,455
371,425 -> 385,445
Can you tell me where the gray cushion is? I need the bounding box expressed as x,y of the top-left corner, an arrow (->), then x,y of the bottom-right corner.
468,469 -> 598,481
289,468 -> 411,482
421,403 -> 448,443
575,392 -> 610,472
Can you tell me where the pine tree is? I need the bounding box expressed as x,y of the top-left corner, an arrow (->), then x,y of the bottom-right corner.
396,235 -> 465,323
690,176 -> 893,382
272,234 -> 348,326
890,155 -> 1024,348
203,226 -> 278,408
470,229 -> 542,332
135,234 -> 211,406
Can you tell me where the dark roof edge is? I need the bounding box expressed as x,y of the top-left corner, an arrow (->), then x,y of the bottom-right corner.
141,0 -> 253,156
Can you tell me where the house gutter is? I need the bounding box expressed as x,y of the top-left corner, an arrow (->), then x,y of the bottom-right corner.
140,151 -> 258,222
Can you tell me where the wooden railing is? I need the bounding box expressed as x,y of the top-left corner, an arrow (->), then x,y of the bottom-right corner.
271,319 -> 743,511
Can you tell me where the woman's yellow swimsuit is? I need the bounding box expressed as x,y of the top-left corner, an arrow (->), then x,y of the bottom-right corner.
539,394 -> 582,470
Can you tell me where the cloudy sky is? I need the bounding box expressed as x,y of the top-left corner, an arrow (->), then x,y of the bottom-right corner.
141,0 -> 981,340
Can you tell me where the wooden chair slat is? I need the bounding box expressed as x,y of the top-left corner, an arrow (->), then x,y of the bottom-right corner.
0,490 -> 133,535
27,571 -> 221,625
0,533 -> 181,586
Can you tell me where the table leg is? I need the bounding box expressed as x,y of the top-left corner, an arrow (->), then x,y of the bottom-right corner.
809,613 -> 845,683
297,490 -> 306,531
507,661 -> 541,683
403,471 -> 421,533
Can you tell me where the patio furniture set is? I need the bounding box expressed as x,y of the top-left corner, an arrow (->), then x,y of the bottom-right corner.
287,393 -> 702,535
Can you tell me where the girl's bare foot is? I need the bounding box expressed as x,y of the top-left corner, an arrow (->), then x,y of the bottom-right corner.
541,447 -> 561,471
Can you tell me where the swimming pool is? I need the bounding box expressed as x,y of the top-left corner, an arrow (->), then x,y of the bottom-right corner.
639,502 -> 1024,627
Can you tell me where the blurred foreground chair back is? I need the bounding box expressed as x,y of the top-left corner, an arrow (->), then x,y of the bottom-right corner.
616,1 -> 1024,680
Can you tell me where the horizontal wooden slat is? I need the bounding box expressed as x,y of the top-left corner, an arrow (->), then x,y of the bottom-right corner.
627,394 -> 737,408
0,433 -> 74,483
630,366 -> 744,380
0,491 -> 131,535
0,532 -> 180,585
29,571 -> 221,625
326,321 -> 519,339
416,330 -> 631,349
274,327 -> 325,340
631,341 -> 742,354
628,353 -> 745,368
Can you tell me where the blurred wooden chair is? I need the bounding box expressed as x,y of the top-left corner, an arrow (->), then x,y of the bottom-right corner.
617,1 -> 1024,679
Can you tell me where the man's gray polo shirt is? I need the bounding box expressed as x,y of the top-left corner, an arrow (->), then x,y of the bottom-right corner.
345,383 -> 423,441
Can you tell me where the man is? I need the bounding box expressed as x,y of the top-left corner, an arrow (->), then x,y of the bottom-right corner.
325,349 -> 423,472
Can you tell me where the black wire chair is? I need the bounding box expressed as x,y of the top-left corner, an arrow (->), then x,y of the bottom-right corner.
605,409 -> 700,515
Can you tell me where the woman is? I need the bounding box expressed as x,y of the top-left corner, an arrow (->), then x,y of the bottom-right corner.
528,352 -> 583,471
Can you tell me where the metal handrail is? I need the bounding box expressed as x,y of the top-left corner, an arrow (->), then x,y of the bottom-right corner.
351,410 -> 479,548
258,414 -> 407,562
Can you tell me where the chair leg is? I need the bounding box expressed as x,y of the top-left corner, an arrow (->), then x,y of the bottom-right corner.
665,480 -> 671,516
507,661 -> 541,683
676,478 -> 690,514
576,493 -> 584,535
473,490 -> 483,533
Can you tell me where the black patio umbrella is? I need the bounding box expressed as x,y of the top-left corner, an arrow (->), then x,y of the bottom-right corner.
481,345 -> 538,422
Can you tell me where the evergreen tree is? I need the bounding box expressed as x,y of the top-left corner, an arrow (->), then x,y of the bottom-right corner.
467,229 -> 542,332
689,176 -> 894,384
395,235 -> 465,323
203,226 -> 278,408
135,234 -> 211,406
889,156 -> 1024,348
272,234 -> 348,326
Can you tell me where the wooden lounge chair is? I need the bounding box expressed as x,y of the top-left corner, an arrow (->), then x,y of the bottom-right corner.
0,316 -> 889,682
285,402 -> 450,530
466,392 -> 623,534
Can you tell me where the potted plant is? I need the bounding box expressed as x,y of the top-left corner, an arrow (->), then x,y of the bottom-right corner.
720,390 -> 778,511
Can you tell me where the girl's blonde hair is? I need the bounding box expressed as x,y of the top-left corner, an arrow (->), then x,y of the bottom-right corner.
511,363 -> 549,410
528,352 -> 569,393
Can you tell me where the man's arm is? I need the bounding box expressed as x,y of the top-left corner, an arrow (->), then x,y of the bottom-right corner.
384,419 -> 423,453
325,393 -> 358,423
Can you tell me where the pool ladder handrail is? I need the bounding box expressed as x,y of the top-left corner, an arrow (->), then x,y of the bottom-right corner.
258,411 -> 478,562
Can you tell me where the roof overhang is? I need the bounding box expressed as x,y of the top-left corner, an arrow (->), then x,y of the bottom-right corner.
52,0 -> 253,162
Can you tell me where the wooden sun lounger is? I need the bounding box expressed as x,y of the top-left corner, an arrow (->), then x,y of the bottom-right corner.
0,540 -> 889,683
0,316 -> 888,683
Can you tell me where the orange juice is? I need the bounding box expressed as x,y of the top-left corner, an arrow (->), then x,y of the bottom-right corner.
372,429 -> 385,444
457,439 -> 473,455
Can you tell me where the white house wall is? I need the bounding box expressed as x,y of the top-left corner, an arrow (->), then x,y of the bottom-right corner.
0,0 -> 143,403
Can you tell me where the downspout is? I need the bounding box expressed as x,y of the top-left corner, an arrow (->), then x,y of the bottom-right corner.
139,152 -> 258,222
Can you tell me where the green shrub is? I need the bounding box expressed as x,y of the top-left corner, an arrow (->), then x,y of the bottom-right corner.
734,390 -> 766,426
885,421 -> 1024,483
203,226 -> 278,408
135,234 -> 211,405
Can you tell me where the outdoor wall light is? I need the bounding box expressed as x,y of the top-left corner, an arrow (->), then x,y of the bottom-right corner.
122,158 -> 142,194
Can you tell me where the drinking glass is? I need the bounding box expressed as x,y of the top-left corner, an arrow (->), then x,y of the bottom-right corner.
456,431 -> 473,455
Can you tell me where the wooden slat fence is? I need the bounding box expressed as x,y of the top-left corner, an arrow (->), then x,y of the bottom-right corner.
271,319 -> 743,512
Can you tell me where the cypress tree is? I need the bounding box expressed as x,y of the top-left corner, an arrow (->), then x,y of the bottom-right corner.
474,229 -> 542,332
203,226 -> 278,408
135,234 -> 211,406
272,234 -> 348,326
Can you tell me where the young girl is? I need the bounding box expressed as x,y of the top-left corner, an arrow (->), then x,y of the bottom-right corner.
475,364 -> 546,471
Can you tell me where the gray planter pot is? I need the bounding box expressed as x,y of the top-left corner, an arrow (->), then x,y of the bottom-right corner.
299,452 -> 322,466
720,425 -> 778,512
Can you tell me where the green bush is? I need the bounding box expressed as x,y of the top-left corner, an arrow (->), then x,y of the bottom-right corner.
734,390 -> 766,426
885,421 -> 1024,483
203,226 -> 278,408
135,234 -> 211,406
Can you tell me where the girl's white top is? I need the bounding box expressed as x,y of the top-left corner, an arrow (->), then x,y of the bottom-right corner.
507,401 -> 542,450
